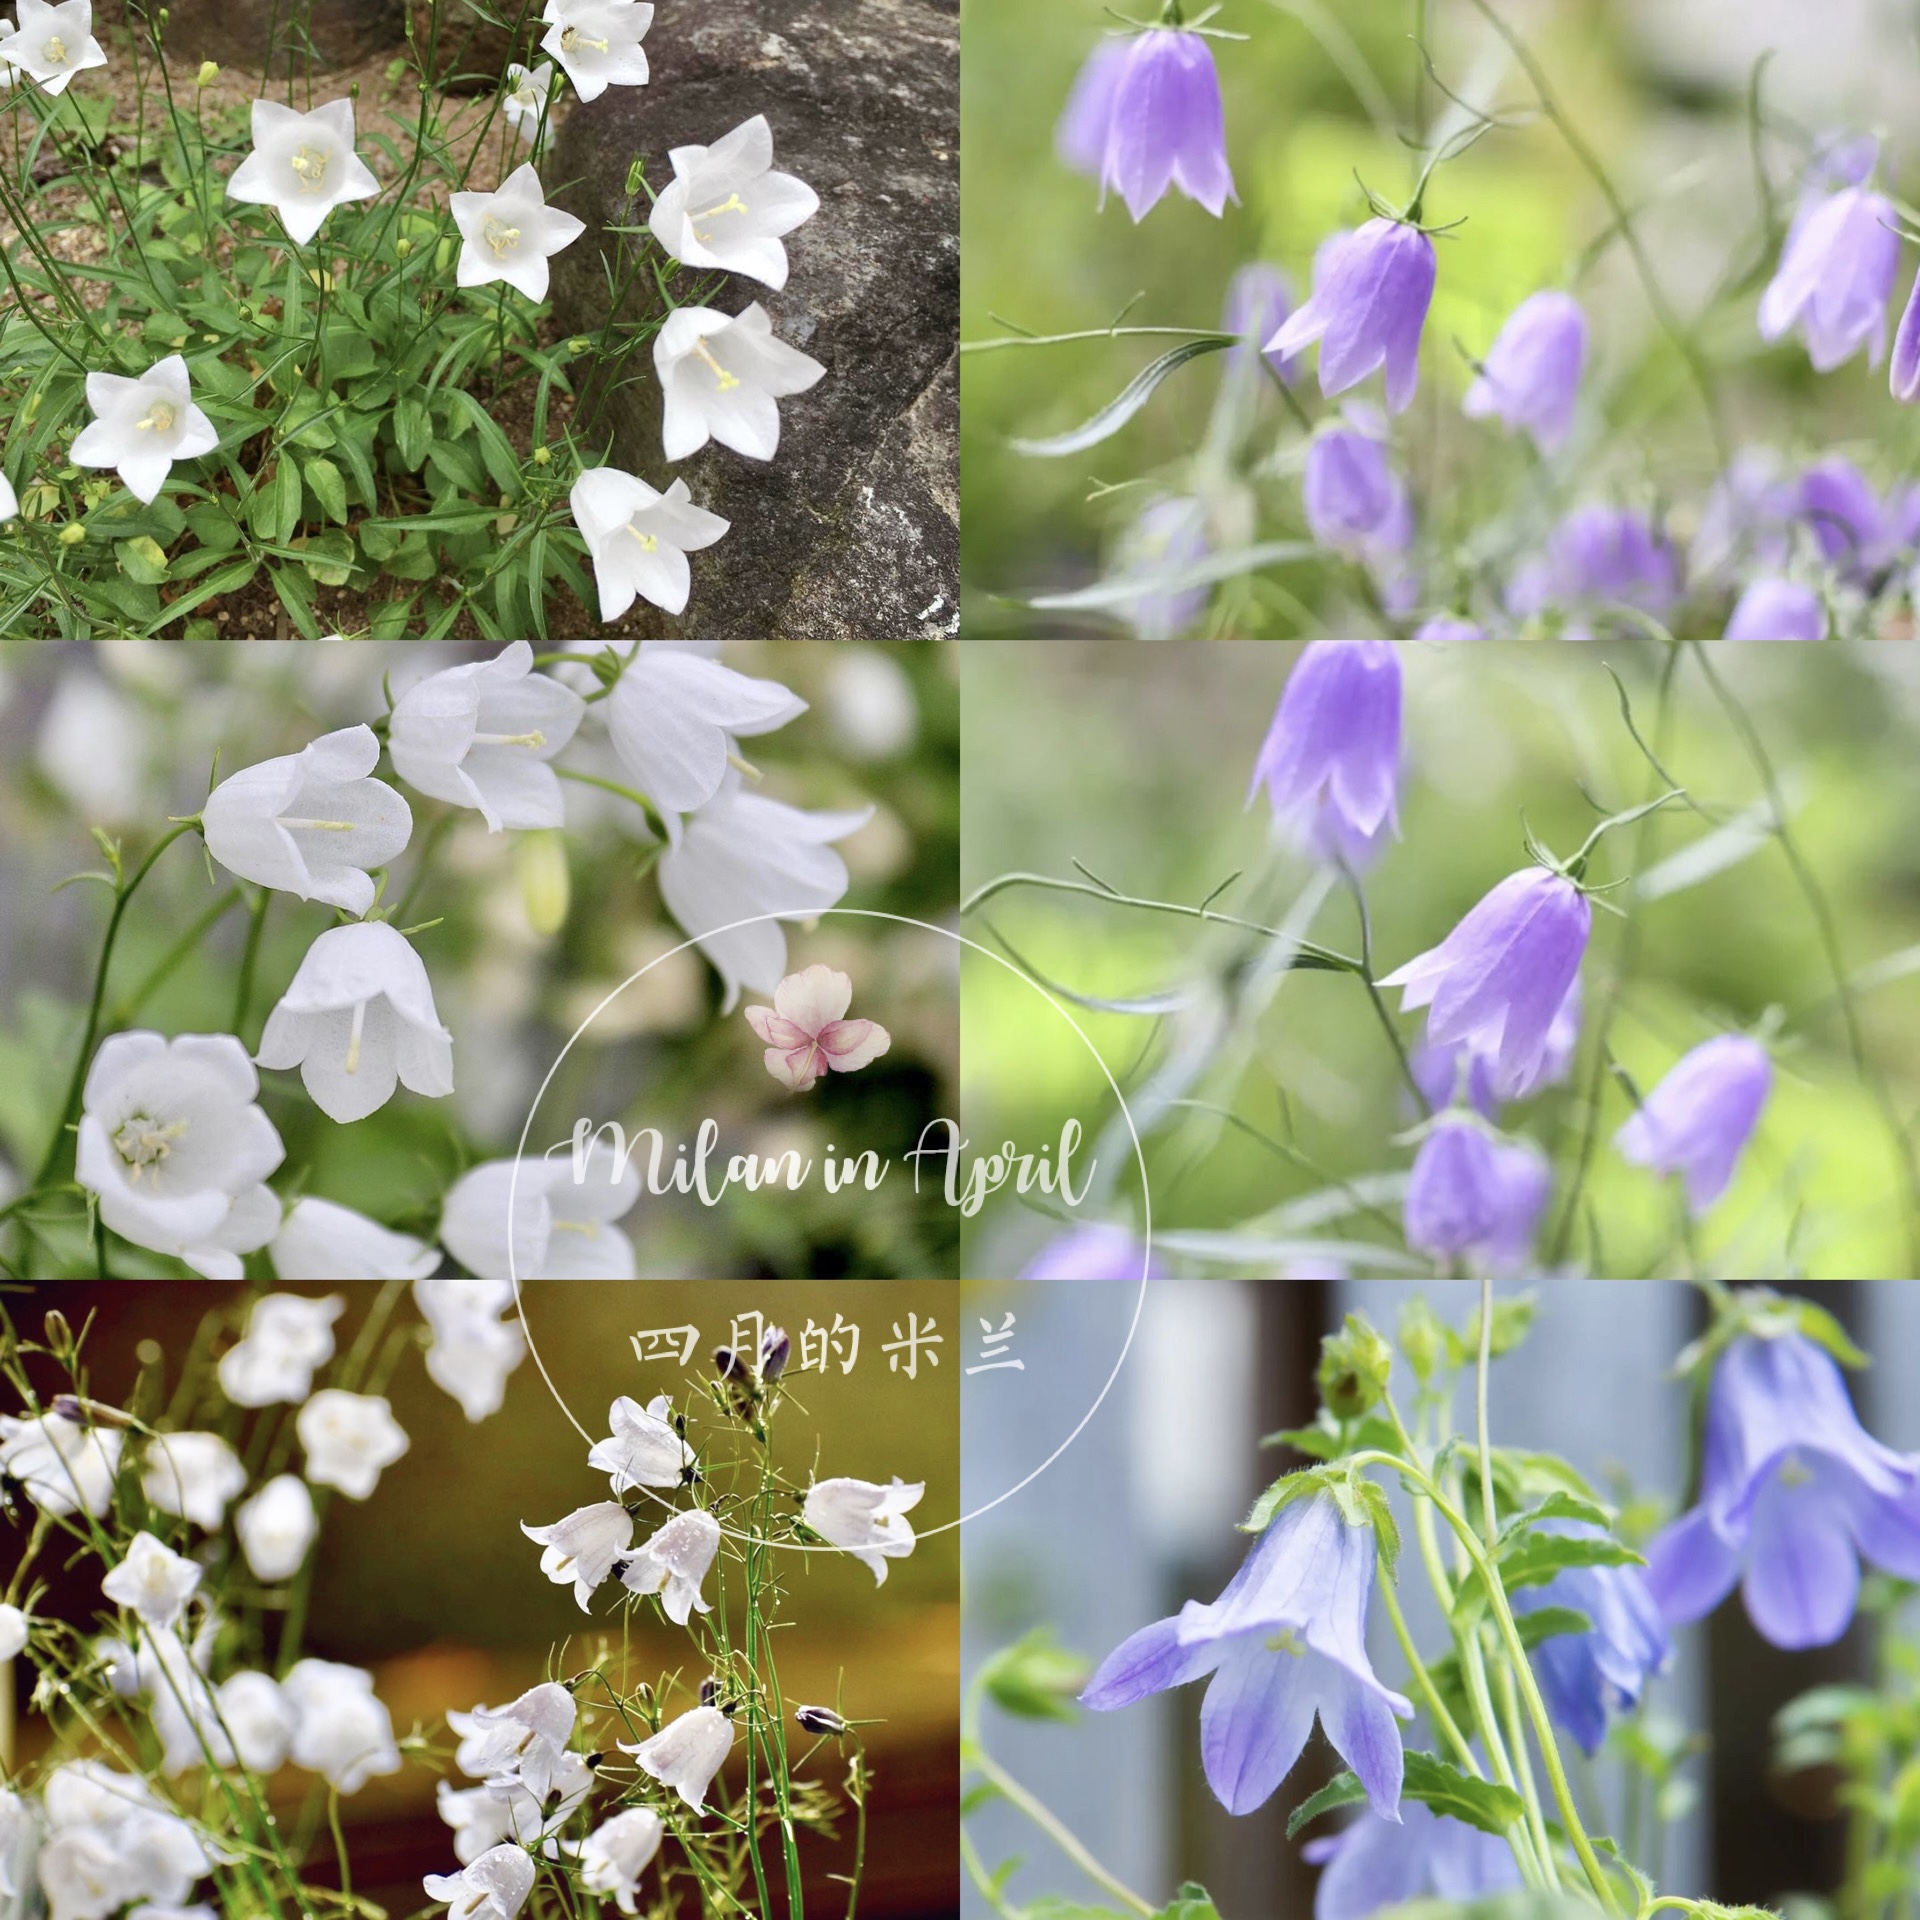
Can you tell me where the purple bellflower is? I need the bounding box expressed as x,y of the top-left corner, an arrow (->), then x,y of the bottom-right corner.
1509,504 -> 1680,632
1267,218 -> 1437,414
1059,29 -> 1236,221
1691,449 -> 1799,589
1381,869 -> 1591,1100
1403,1119 -> 1550,1274
1758,181 -> 1898,372
1892,268 -> 1920,402
1304,423 -> 1412,563
1414,975 -> 1580,1117
1303,1802 -> 1522,1920
1797,457 -> 1891,580
1112,494 -> 1211,641
1020,1223 -> 1164,1281
1646,1328 -> 1920,1650
1248,641 -> 1402,868
1224,263 -> 1298,383
1083,1490 -> 1413,1818
1614,1034 -> 1771,1217
1462,291 -> 1588,453
1723,578 -> 1827,641
1510,1520 -> 1671,1756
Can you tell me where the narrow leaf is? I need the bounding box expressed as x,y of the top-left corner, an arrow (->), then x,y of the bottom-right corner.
1010,337 -> 1234,457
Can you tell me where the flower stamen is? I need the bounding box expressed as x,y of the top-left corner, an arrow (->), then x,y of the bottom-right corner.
691,340 -> 741,393
626,524 -> 660,553
45,34 -> 67,62
345,999 -> 367,1076
112,1114 -> 189,1187
559,26 -> 609,52
135,401 -> 176,434
473,730 -> 548,749
290,144 -> 331,190
691,191 -> 748,242
279,817 -> 357,831
482,215 -> 522,258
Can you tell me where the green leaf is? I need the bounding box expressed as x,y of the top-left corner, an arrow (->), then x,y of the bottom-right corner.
117,535 -> 170,584
1009,338 -> 1234,457
976,1630 -> 1089,1724
296,530 -> 356,587
302,455 -> 348,524
1291,1753 -> 1526,1842
395,394 -> 432,470
426,438 -> 484,494
1155,1885 -> 1221,1920
1029,542 -> 1317,614
449,389 -> 523,495
1494,1492 -> 1615,1552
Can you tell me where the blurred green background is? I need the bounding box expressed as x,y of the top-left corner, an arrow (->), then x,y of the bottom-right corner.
960,0 -> 1920,635
960,640 -> 1920,1278
0,641 -> 958,1279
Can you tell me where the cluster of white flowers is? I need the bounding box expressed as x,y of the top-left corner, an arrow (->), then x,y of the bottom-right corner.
6,0 -> 826,626
69,641 -> 866,1279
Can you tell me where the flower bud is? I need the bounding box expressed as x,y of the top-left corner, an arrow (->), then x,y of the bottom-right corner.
58,522 -> 86,546
712,1346 -> 745,1382
1397,1297 -> 1445,1385
625,157 -> 647,196
698,1676 -> 721,1707
516,830 -> 570,937
759,1326 -> 790,1381
531,445 -> 551,465
794,1704 -> 845,1736
1316,1313 -> 1392,1420
195,59 -> 218,86
396,237 -> 413,258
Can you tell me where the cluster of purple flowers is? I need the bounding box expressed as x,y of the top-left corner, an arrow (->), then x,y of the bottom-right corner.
1051,19 -> 1920,639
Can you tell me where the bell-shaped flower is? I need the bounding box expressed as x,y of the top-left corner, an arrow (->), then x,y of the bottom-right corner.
272,1195 -> 440,1280
649,113 -> 819,291
539,0 -> 652,100
589,1393 -> 696,1492
1303,1801 -> 1522,1920
1509,503 -> 1680,632
389,640 -> 585,831
296,1389 -> 409,1500
1723,578 -> 1827,641
802,1476 -> 922,1584
283,1658 -> 402,1794
217,1669 -> 297,1774
1759,181 -> 1898,371
1796,456 -> 1891,579
1414,977 -> 1580,1118
1084,1489 -> 1413,1817
440,1144 -> 642,1280
1509,1520 -> 1670,1756
621,1703 -> 735,1812
654,303 -> 825,463
620,1508 -> 721,1623
501,60 -> 554,143
202,723 -> 412,915
578,1808 -> 664,1915
448,1680 -> 575,1782
439,1753 -> 592,1860
38,1761 -> 213,1918
1403,1119 -> 1549,1274
1108,492 -> 1211,641
657,777 -> 872,1010
257,922 -> 454,1125
1222,262 -> 1298,382
100,1531 -> 201,1628
1646,1328 -> 1920,1649
605,641 -> 805,818
227,98 -> 380,245
8,0 -> 105,94
235,1471 -> 319,1580
1249,640 -> 1401,868
0,1410 -> 123,1516
1462,291 -> 1587,453
1893,265 -> 1920,402
0,1603 -> 27,1659
1019,1223 -> 1166,1280
569,467 -> 730,622
141,1430 -> 246,1530
1381,869 -> 1591,1101
76,1031 -> 284,1280
425,1843 -> 536,1920
1268,218 -> 1436,414
70,354 -> 218,506
219,1292 -> 344,1407
451,162 -> 586,303
1072,27 -> 1235,221
744,963 -> 891,1092
415,1280 -> 528,1422
1615,1034 -> 1771,1217
522,1500 -> 635,1609
1302,422 -> 1412,566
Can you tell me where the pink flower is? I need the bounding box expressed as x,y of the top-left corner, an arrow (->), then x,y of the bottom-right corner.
744,965 -> 890,1093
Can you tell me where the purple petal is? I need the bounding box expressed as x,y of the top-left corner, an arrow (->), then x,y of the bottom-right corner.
1198,1639 -> 1317,1815
1082,1613 -> 1215,1709
1644,1503 -> 1741,1627
1314,1657 -> 1411,1821
1742,1468 -> 1860,1649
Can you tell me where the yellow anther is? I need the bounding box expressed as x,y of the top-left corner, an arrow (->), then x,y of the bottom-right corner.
279,817 -> 356,831
45,34 -> 67,61
290,144 -> 330,189
474,729 -> 547,749
113,1114 -> 189,1187
625,525 -> 660,552
559,26 -> 609,51
691,339 -> 740,393
136,401 -> 176,433
482,215 -> 521,258
691,191 -> 748,242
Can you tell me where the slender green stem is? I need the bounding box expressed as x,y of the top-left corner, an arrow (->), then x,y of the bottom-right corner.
110,887 -> 242,1025
960,325 -> 1237,355
960,1827 -> 1022,1920
1377,1575 -> 1480,1777
966,1748 -> 1157,1917
1344,867 -> 1430,1114
232,887 -> 269,1041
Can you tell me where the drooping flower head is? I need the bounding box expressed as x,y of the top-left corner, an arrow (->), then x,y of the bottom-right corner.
1723,578 -> 1827,640
1510,1519 -> 1671,1755
621,1704 -> 735,1812
523,1501 -> 635,1610
414,1280 -> 528,1421
1647,1325 -> 1920,1648
1063,28 -> 1236,221
649,114 -> 819,292
1413,975 -> 1581,1118
1302,424 -> 1412,569
1509,503 -> 1680,631
654,303 -> 826,462
450,162 -> 587,303
803,1476 -> 923,1583
579,1808 -> 665,1915
235,1473 -> 318,1580
1796,456 -> 1891,580
1462,291 -> 1588,453
501,61 -> 555,144
70,354 -> 219,505
1249,641 -> 1401,869
1303,1800 -> 1522,1920
226,98 -> 380,245
1381,869 -> 1591,1100
569,468 -> 730,622
1083,1490 -> 1413,1817
1403,1119 -> 1550,1274
589,1393 -> 697,1492
1267,218 -> 1437,414
1759,174 -> 1899,372
282,1658 -> 402,1793
440,1146 -> 643,1280
274,1197 -> 440,1280
1615,1033 -> 1771,1217
620,1508 -> 722,1623
424,1842 -> 536,1920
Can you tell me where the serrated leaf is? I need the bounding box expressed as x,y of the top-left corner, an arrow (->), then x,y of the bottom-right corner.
1010,338 -> 1233,457
1290,1754 -> 1526,1841
1494,1492 -> 1614,1552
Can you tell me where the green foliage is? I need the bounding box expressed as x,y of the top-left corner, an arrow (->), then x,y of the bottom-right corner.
978,1630 -> 1092,1724
1316,1309 -> 1394,1418
1288,1750 -> 1527,1841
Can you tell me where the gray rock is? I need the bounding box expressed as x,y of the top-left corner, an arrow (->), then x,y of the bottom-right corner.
551,0 -> 959,640
153,0 -> 405,71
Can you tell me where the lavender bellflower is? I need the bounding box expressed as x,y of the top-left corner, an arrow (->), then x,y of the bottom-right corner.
1060,28 -> 1236,221
1462,291 -> 1588,453
1303,1801 -> 1522,1920
1722,578 -> 1827,641
1403,1119 -> 1550,1275
1083,1490 -> 1413,1817
1646,1327 -> 1920,1649
1758,178 -> 1899,372
1614,1034 -> 1771,1217
1381,869 -> 1591,1100
1303,423 -> 1411,563
1248,641 -> 1402,868
1267,218 -> 1437,415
